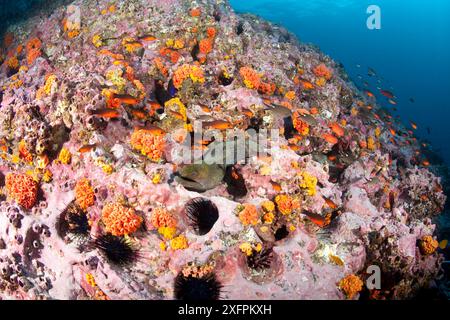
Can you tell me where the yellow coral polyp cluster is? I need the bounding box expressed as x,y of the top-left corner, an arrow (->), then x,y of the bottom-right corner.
170,235 -> 188,250
74,178 -> 95,211
5,173 -> 38,209
299,172 -> 318,196
130,128 -> 165,162
58,147 -> 72,164
419,235 -> 439,255
238,204 -> 259,226
101,202 -> 143,236
172,64 -> 205,89
239,242 -> 262,256
165,97 -> 187,122
275,194 -> 300,215
239,67 -> 261,90
338,274 -> 364,299
106,68 -> 127,92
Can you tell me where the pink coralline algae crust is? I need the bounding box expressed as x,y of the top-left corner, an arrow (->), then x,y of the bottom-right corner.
0,0 -> 446,300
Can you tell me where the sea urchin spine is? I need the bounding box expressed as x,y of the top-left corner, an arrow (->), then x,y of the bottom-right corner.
185,198 -> 219,235
174,272 -> 222,301
94,234 -> 137,266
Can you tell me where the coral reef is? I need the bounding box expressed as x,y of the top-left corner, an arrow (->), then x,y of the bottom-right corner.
0,0 -> 446,300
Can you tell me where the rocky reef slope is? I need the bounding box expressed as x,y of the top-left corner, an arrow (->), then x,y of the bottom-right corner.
0,0 -> 446,300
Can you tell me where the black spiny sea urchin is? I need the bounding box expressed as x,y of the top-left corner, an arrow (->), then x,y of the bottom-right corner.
185,198 -> 219,235
174,272 -> 222,300
246,247 -> 275,271
56,201 -> 90,240
94,234 -> 137,266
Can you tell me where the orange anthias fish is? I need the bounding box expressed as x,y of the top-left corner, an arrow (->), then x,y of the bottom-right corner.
439,239 -> 448,249
130,109 -> 147,120
301,80 -> 315,90
388,99 -> 397,105
135,124 -> 166,136
203,120 -> 233,130
303,211 -> 329,228
78,144 -> 97,153
389,128 -> 397,136
322,133 -> 339,145
329,122 -> 345,137
323,197 -> 338,210
138,35 -> 157,42
270,180 -> 282,192
91,109 -> 121,119
410,121 -> 418,130
422,160 -> 430,167
365,90 -> 375,98
114,94 -> 141,105
380,90 -> 395,99
168,110 -> 185,121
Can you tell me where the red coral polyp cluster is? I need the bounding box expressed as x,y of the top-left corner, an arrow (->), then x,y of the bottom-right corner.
25,37 -> 42,66
312,63 -> 333,80
5,173 -> 38,209
130,129 -> 165,162
75,178 -> 95,211
101,202 -> 143,236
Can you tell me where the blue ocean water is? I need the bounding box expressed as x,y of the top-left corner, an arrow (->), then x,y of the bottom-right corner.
230,0 -> 450,167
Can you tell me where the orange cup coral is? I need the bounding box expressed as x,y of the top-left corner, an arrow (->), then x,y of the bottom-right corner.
238,204 -> 259,226
313,63 -> 333,80
338,274 -> 364,299
5,173 -> 38,209
172,64 -> 205,89
150,207 -> 177,229
239,67 -> 261,90
419,235 -> 439,255
292,111 -> 310,136
25,38 -> 42,66
74,178 -> 95,211
130,128 -> 165,162
101,202 -> 143,236
275,194 -> 300,215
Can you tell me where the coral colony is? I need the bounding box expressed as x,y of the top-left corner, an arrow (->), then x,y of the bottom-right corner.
0,0 -> 446,301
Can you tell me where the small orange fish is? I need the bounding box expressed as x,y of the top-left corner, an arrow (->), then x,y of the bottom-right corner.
329,122 -> 344,137
410,121 -> 418,130
114,94 -> 140,105
288,144 -> 301,151
323,197 -> 338,210
168,110 -> 185,121
241,108 -> 254,117
91,109 -> 121,119
388,99 -> 397,105
203,120 -> 233,130
389,128 -> 397,136
270,180 -> 282,192
136,124 -> 166,136
130,109 -> 147,120
329,254 -> 344,267
322,133 -> 338,145
303,211 -> 328,228
138,35 -> 157,42
439,240 -> 448,249
365,90 -> 375,98
310,107 -> 319,115
79,144 -> 97,153
301,80 -> 314,90
327,154 -> 337,162
422,160 -> 430,167
200,104 -> 211,113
